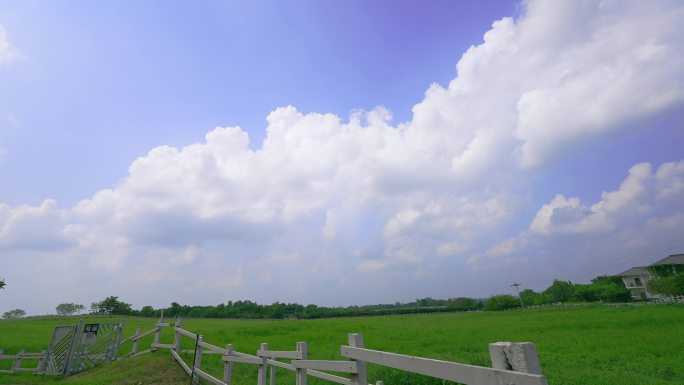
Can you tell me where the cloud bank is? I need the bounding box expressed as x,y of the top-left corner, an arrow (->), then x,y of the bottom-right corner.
2,0 -> 684,313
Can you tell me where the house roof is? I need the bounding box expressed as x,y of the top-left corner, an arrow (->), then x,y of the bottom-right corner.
652,253 -> 684,266
615,266 -> 650,277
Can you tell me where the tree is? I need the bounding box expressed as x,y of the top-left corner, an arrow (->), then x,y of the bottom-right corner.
90,302 -> 102,314
545,280 -> 575,303
2,309 -> 26,319
95,296 -> 132,315
447,297 -> 482,311
140,305 -> 155,317
56,303 -> 84,316
0,279 -> 5,289
648,275 -> 684,296
75,304 -> 85,314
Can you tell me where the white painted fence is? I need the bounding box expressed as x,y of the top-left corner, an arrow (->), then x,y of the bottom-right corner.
132,316 -> 549,385
651,295 -> 684,303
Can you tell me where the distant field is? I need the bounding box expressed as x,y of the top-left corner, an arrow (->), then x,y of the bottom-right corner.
0,304 -> 683,385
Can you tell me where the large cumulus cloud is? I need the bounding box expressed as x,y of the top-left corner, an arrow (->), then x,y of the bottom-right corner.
2,0 -> 684,313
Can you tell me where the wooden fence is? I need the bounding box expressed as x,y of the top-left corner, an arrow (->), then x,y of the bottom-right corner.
119,316 -> 549,385
0,349 -> 49,375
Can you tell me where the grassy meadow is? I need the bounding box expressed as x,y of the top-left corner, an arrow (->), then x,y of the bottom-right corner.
0,304 -> 682,385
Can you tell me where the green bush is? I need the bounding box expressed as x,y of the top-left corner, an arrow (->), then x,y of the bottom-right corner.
484,294 -> 521,311
648,275 -> 684,296
446,297 -> 482,311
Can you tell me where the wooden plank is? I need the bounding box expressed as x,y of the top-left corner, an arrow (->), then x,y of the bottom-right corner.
176,327 -> 197,339
196,367 -> 228,385
233,351 -> 260,359
293,360 -> 358,373
340,346 -> 548,385
199,340 -> 227,354
152,343 -> 174,349
307,369 -> 352,385
171,350 -> 192,375
267,359 -> 295,371
257,350 -> 301,359
14,367 -> 39,372
222,355 -> 263,365
131,348 -> 153,358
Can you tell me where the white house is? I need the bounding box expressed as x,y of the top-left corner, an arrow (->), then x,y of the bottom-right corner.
615,253 -> 683,300
615,266 -> 654,299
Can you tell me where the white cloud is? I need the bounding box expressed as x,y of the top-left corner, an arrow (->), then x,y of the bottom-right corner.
2,0 -> 684,313
0,25 -> 21,65
475,160 -> 684,277
0,200 -> 74,250
529,162 -> 662,236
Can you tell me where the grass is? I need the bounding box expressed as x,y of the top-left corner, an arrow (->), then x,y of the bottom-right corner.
0,304 -> 682,384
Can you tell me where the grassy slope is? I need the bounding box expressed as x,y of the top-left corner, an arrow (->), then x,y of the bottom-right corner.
0,304 -> 682,385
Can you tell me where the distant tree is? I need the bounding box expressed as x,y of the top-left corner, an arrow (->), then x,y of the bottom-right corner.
56,303 -> 83,316
2,309 -> 26,319
140,305 -> 155,317
519,289 -> 554,306
75,304 -> 85,314
545,280 -> 575,303
95,296 -> 133,315
484,295 -> 521,311
447,297 -> 481,311
90,302 -> 102,314
573,276 -> 631,303
0,279 -> 5,290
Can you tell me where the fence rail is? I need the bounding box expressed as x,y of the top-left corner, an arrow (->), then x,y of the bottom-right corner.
0,349 -> 49,375
141,315 -> 549,385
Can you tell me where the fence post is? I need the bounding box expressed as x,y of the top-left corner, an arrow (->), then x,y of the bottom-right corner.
223,344 -> 234,385
257,343 -> 268,385
13,349 -> 24,373
173,319 -> 183,353
488,342 -> 544,375
348,334 -> 368,385
296,341 -> 307,385
37,349 -> 48,374
131,328 -> 141,355
192,335 -> 204,385
112,321 -> 125,361
152,313 -> 163,353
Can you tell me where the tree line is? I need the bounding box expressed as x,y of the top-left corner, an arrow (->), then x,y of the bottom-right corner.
3,270 -> 682,319
81,275 -> 636,318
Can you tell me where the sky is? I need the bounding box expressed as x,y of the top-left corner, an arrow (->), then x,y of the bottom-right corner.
1,0 -> 683,315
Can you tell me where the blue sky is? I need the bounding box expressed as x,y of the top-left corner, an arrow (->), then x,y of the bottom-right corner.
1,0 -> 683,315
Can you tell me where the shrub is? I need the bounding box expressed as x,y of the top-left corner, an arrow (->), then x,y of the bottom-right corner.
484,295 -> 521,311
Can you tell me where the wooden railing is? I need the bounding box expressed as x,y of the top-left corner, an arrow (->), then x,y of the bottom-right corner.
137,316 -> 549,385
0,349 -> 49,375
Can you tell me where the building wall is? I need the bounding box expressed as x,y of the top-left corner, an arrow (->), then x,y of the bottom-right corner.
621,275 -> 655,299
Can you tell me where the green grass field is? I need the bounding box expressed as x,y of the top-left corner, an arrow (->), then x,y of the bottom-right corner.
0,304 -> 682,385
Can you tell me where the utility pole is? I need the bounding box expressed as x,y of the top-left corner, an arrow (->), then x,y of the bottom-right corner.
512,282 -> 524,308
